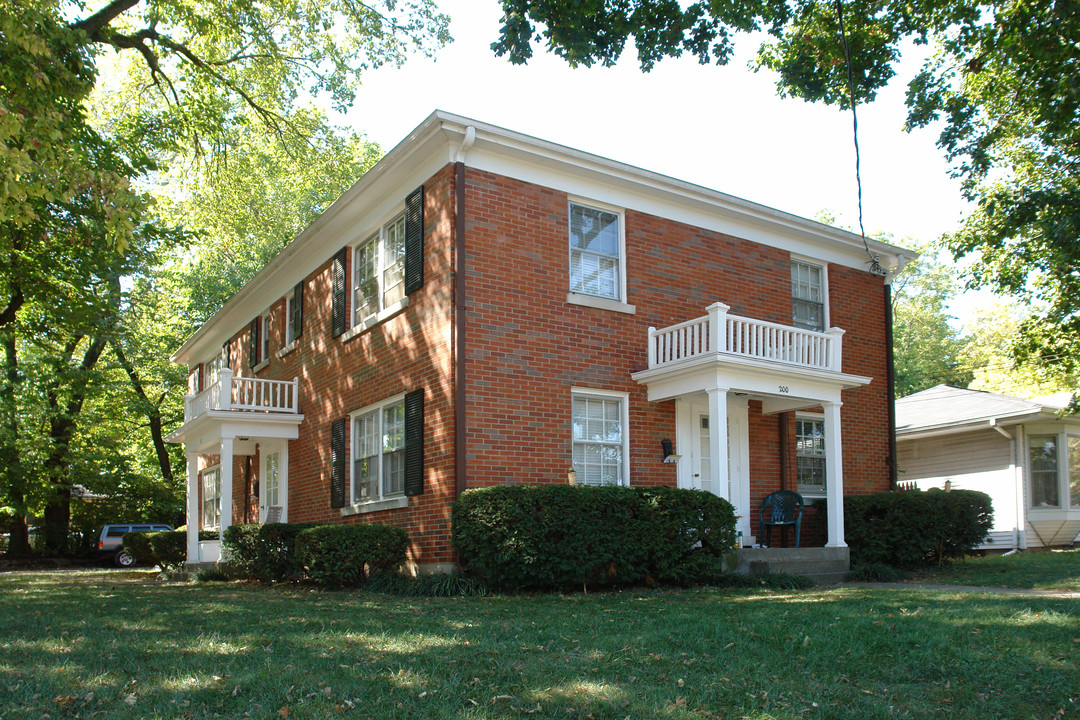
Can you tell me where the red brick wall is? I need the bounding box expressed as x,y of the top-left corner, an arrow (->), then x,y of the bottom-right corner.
194,162 -> 892,560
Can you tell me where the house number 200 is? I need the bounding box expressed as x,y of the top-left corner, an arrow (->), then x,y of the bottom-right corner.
778,385 -> 790,394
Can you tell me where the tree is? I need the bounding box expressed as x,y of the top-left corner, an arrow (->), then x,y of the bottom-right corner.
490,0 -> 1080,394
1,0 -> 448,554
890,243 -> 969,397
959,299 -> 1075,399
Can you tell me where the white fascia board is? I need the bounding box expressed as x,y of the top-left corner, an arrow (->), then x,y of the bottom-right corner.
895,409 -> 1054,439
172,110 -> 912,366
451,114 -> 911,274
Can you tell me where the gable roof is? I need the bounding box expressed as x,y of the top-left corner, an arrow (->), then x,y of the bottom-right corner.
172,110 -> 914,366
896,384 -> 1074,438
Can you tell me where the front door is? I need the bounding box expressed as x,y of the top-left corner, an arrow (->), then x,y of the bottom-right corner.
259,444 -> 286,523
679,397 -> 748,502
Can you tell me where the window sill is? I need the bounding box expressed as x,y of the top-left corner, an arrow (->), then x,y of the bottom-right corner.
340,496 -> 409,516
252,359 -> 270,373
276,341 -> 297,359
566,292 -> 636,315
341,298 -> 409,343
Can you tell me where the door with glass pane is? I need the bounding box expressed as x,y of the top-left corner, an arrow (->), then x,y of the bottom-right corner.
260,448 -> 281,522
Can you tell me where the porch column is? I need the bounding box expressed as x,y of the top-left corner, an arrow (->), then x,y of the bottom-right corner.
823,401 -> 846,547
219,437 -> 234,542
186,452 -> 199,564
708,387 -> 741,539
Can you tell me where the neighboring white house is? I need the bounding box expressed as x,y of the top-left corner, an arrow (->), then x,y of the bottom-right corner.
896,384 -> 1080,550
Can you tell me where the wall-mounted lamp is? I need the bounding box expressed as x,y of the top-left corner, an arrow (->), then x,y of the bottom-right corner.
661,438 -> 680,463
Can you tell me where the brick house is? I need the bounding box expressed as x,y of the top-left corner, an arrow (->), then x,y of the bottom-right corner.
166,111 -> 912,572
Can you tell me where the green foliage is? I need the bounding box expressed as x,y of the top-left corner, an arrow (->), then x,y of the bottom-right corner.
890,243 -> 971,395
222,522 -> 318,583
364,572 -> 490,597
845,489 -> 993,568
122,531 -> 156,566
452,485 -> 736,591
848,562 -> 908,582
146,530 -> 187,571
294,524 -> 410,588
705,572 -> 816,590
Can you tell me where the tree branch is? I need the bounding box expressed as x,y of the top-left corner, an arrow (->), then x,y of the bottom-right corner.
70,0 -> 142,41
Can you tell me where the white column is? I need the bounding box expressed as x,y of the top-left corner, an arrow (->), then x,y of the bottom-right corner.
706,302 -> 730,353
186,452 -> 199,564
823,401 -> 846,547
280,440 -> 290,523
219,437 -> 234,543
708,386 -> 742,540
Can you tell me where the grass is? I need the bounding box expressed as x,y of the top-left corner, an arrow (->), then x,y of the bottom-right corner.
1,570 -> 1077,719
912,548 -> 1080,591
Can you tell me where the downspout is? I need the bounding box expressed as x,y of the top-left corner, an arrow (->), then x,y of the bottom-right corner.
454,126 -> 476,499
883,255 -> 908,491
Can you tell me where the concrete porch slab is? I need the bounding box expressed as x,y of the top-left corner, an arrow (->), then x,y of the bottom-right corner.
734,546 -> 849,585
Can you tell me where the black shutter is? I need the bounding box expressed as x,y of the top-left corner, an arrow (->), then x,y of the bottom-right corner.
403,388 -> 424,496
404,186 -> 424,295
330,418 -> 347,508
222,340 -> 231,369
292,281 -> 304,339
248,318 -> 259,367
331,247 -> 347,337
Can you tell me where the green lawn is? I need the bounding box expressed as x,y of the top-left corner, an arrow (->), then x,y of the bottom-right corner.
912,548 -> 1080,591
1,570 -> 1077,719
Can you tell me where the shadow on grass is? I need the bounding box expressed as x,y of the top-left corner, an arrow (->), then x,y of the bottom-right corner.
1,572 -> 1077,719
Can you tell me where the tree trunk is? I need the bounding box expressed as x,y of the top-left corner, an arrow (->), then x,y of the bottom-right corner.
111,339 -> 174,485
1,329 -> 30,557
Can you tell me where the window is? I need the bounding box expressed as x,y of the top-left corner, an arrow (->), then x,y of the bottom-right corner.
351,396 -> 406,503
206,351 -> 226,388
1070,436 -> 1080,508
285,282 -> 303,345
1030,435 -> 1059,507
260,311 -> 271,361
201,466 -> 221,530
571,390 -> 628,486
188,368 -> 201,395
569,202 -> 622,301
354,213 -> 406,327
796,416 -> 826,495
791,259 -> 826,332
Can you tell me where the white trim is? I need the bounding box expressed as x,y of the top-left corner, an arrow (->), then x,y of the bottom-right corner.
794,411 -> 827,498
284,293 -> 296,346
350,208 -> 407,331
570,387 -> 630,487
341,496 -> 409,516
341,297 -> 409,343
259,310 -> 271,365
252,358 -> 270,373
348,392 -> 408,506
200,463 -> 222,531
566,293 -> 636,315
172,111 -> 912,366
567,197 -> 628,304
275,340 -> 297,358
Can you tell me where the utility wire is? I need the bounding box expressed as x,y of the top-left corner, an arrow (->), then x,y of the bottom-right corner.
834,0 -> 884,276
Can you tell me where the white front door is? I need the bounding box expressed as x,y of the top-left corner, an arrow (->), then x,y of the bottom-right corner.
258,441 -> 288,523
678,397 -> 748,504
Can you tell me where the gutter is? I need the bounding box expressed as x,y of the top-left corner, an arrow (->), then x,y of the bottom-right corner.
454,127 -> 476,498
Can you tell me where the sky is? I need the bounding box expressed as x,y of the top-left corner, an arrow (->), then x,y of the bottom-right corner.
343,0 -> 987,323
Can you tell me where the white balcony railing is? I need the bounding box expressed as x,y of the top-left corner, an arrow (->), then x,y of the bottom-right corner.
647,302 -> 844,372
184,369 -> 299,422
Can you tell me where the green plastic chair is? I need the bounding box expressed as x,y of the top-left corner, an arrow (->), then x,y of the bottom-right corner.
759,490 -> 804,547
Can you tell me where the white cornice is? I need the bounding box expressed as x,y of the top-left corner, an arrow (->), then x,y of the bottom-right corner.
172,110 -> 913,366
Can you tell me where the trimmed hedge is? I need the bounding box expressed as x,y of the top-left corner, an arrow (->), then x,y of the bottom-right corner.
452,484 -> 737,590
222,522 -> 318,583
295,524 -> 410,587
845,488 -> 993,568
123,529 -> 216,570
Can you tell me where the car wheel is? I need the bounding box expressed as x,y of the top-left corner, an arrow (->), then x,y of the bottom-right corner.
114,549 -> 135,567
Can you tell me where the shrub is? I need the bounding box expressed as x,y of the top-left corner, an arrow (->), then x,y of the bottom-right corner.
452,484 -> 737,591
122,531 -> 156,566
222,522 -> 318,582
295,524 -> 410,587
845,489 -> 993,568
147,531 -> 188,571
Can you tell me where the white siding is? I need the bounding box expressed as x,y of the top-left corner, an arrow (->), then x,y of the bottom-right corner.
897,429 -> 1019,550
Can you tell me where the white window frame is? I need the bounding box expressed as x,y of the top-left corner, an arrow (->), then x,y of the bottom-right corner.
205,350 -> 226,389
567,199 -> 630,309
349,393 -> 407,507
571,387 -> 630,487
795,412 -> 826,497
284,293 -> 296,346
349,211 -> 408,334
201,465 -> 221,530
790,256 -> 829,332
1026,428 -> 1080,510
259,310 -> 271,363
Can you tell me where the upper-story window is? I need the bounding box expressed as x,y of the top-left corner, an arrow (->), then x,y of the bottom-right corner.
791,259 -> 826,332
206,351 -> 226,388
569,202 -> 622,301
354,213 -> 406,327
